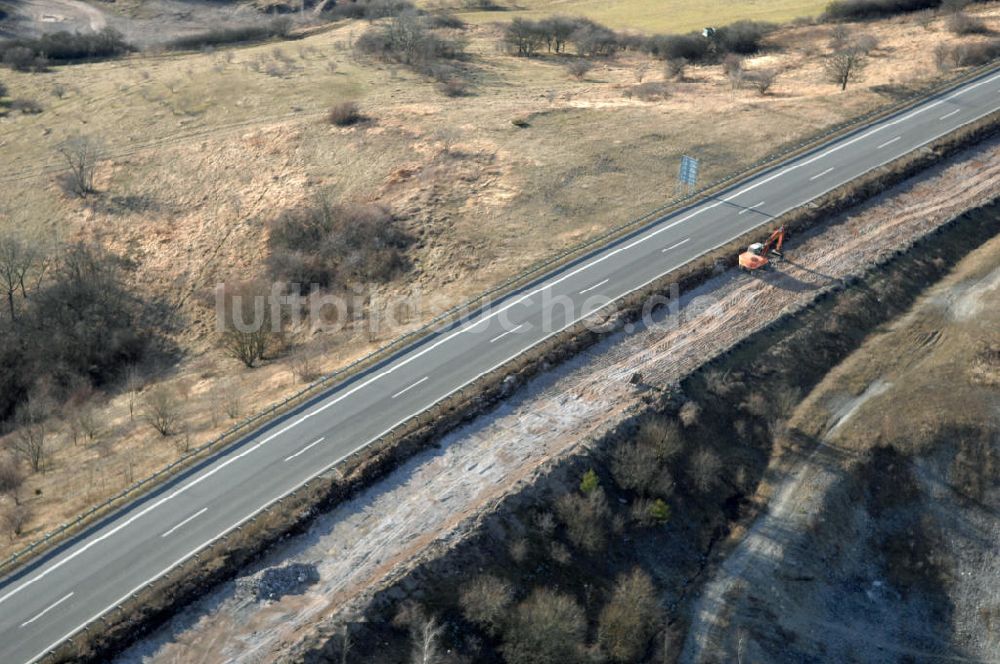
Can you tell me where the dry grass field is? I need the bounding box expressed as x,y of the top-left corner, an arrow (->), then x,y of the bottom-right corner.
0,2 -> 997,559
425,0 -> 832,33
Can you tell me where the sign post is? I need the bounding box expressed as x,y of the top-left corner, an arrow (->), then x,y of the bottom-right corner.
677,155 -> 699,195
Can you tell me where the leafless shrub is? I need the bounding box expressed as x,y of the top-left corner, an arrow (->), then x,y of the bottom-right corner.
745,68 -> 778,95
1,498 -> 31,540
57,134 -> 103,197
635,62 -> 651,82
678,401 -> 701,427
10,98 -> 42,114
628,80 -> 670,101
509,537 -> 528,562
268,196 -> 411,289
828,24 -> 851,50
431,75 -> 463,96
460,575 -> 514,635
221,379 -> 244,419
637,417 -> 683,462
142,385 -> 182,436
566,59 -> 593,80
689,448 -> 722,494
854,33 -> 879,53
0,454 -> 25,503
549,540 -> 572,565
663,57 -> 686,80
328,101 -> 363,126
555,487 -> 610,552
501,588 -> 586,664
598,568 -> 661,662
289,350 -> 322,383
611,440 -> 660,495
946,11 -> 989,35
217,281 -> 280,368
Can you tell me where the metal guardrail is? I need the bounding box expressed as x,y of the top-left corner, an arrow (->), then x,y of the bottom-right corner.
4,58 -> 1000,579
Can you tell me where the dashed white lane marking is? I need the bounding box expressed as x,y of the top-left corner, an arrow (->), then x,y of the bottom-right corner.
877,136 -> 901,149
160,508 -> 208,538
490,324 -> 524,344
20,593 -> 73,628
391,376 -> 428,399
662,238 -> 691,253
579,279 -> 609,294
284,437 -> 326,462
809,167 -> 835,181
738,201 -> 765,215
940,109 -> 961,120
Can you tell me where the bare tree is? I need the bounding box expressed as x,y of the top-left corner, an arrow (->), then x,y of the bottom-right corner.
0,454 -> 26,504
0,230 -> 43,321
12,397 -> 50,472
57,135 -> 104,197
410,614 -> 443,664
502,588 -> 586,664
460,574 -> 514,636
824,48 -> 867,91
122,363 -> 145,422
598,568 -> 661,662
218,281 -> 279,368
142,385 -> 181,436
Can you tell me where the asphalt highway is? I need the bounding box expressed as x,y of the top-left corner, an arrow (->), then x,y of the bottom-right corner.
3,65 -> 1000,664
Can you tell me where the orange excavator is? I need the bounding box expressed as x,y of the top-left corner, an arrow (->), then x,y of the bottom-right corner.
738,225 -> 786,271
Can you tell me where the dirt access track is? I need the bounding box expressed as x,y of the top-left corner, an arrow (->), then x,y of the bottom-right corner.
115,129 -> 1000,663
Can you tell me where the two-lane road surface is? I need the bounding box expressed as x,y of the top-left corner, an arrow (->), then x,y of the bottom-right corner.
4,66 -> 1000,664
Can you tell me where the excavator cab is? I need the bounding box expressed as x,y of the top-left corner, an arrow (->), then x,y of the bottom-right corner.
738,226 -> 786,271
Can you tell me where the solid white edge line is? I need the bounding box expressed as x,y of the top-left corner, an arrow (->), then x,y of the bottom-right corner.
876,136 -> 901,149
391,376 -> 429,400
160,508 -> 209,539
283,437 -> 326,462
489,324 -> 524,344
20,593 -> 73,628
17,69 -> 1000,664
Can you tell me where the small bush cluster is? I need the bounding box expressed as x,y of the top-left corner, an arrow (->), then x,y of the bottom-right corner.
0,241 -> 168,424
267,196 -> 411,290
935,38 -> 1000,69
503,16 -> 774,63
946,11 -> 989,35
823,0 -> 941,21
328,101 -> 363,125
0,28 -> 131,70
354,13 -> 465,71
325,0 -> 415,20
164,19 -> 292,51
